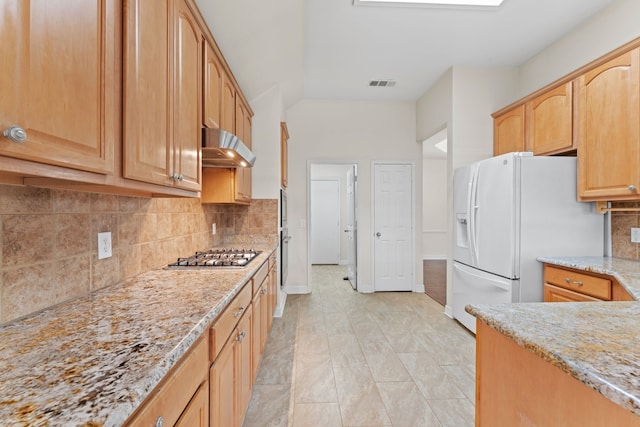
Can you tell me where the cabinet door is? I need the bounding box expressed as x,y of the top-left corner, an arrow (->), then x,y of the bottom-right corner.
544,284 -> 602,302
0,0 -> 116,174
493,105 -> 525,156
526,82 -> 574,155
175,382 -> 208,427
123,0 -> 173,186
203,41 -> 222,129
268,263 -> 277,330
577,48 -> 640,200
210,329 -> 239,427
251,289 -> 263,382
173,0 -> 201,191
237,305 -> 253,425
221,75 -> 236,133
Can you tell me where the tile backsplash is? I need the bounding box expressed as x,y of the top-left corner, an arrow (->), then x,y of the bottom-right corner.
611,202 -> 640,260
0,185 -> 277,324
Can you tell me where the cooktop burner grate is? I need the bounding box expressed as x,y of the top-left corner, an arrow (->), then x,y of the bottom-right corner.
167,248 -> 261,269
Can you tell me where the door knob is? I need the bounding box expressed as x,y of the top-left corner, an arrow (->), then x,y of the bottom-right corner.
376,232 -> 381,237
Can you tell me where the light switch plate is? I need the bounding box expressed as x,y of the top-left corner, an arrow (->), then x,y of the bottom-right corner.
632,228 -> 640,243
98,232 -> 112,260
212,223 -> 217,235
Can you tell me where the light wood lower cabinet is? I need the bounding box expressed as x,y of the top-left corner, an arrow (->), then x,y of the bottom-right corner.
210,303 -> 253,427
210,258 -> 276,427
125,337 -> 209,427
543,264 -> 634,302
175,382 -> 209,427
476,320 -> 639,426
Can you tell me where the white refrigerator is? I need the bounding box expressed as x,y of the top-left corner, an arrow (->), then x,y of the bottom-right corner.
452,152 -> 604,333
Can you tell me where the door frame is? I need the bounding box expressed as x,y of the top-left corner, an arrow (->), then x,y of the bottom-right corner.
307,160 -> 360,294
371,161 -> 417,292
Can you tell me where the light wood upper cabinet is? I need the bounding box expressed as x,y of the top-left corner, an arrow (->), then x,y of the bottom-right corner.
526,81 -> 575,155
281,122 -> 289,188
203,41 -> 223,129
123,0 -> 201,191
123,0 -> 173,187
173,0 -> 202,191
577,48 -> 640,201
221,75 -> 237,133
0,0 -> 117,175
493,105 -> 525,156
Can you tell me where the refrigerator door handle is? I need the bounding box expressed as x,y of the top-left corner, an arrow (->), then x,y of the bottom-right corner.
454,263 -> 511,291
469,164 -> 480,266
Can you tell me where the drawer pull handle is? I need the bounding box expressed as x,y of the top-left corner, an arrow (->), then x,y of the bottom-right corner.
565,278 -> 584,286
629,184 -> 637,192
155,416 -> 164,427
261,287 -> 267,295
233,305 -> 245,318
236,330 -> 246,342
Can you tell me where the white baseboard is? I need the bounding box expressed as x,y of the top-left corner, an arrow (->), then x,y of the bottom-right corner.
413,283 -> 426,293
339,259 -> 348,266
422,256 -> 447,261
357,283 -> 374,293
284,284 -> 311,294
273,292 -> 287,318
444,304 -> 454,319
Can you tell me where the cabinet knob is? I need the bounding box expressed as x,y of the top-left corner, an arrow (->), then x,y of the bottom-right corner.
261,287 -> 267,295
629,185 -> 637,192
155,416 -> 164,427
3,125 -> 27,143
178,174 -> 184,182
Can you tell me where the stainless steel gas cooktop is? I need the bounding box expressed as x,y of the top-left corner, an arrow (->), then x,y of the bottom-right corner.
167,248 -> 261,269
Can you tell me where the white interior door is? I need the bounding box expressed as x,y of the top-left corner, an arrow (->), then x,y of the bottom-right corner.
346,166 -> 357,289
310,179 -> 340,264
373,163 -> 414,291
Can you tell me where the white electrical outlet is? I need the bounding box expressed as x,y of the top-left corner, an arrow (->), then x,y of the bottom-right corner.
98,232 -> 112,260
632,228 -> 640,243
212,223 -> 217,235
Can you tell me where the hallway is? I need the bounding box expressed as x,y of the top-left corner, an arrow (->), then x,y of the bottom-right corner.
242,265 -> 476,427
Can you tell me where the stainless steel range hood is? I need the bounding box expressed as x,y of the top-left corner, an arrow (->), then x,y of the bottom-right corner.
202,128 -> 256,168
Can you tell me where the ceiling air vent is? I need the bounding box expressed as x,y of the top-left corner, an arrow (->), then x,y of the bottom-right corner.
369,79 -> 396,87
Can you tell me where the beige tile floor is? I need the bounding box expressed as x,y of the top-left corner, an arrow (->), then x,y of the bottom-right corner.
242,265 -> 476,427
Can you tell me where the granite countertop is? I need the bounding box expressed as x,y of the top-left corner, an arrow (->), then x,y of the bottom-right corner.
467,256 -> 640,418
0,244 -> 277,427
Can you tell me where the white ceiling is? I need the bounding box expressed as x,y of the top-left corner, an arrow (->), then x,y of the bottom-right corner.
195,0 -> 614,108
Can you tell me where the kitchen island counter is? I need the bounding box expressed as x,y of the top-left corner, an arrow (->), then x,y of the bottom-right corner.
0,244 -> 277,427
467,256 -> 640,421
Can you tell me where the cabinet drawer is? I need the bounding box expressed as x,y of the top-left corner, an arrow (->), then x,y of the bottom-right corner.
126,337 -> 208,427
210,283 -> 252,361
544,266 -> 611,300
252,261 -> 269,295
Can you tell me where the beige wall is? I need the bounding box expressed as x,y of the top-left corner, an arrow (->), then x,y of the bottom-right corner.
0,184 -> 277,324
285,99 -> 420,293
